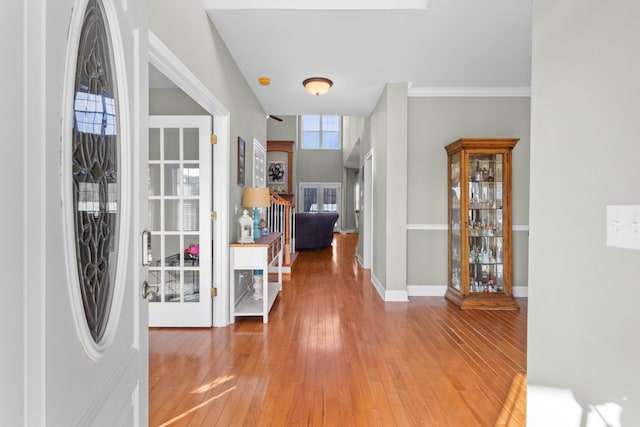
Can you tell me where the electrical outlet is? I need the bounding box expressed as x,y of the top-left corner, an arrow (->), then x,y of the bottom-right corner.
607,205 -> 640,250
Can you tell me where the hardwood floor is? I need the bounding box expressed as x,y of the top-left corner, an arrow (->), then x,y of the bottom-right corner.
149,233 -> 527,426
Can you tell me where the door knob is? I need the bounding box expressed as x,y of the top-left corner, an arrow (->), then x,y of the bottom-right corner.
141,281 -> 158,299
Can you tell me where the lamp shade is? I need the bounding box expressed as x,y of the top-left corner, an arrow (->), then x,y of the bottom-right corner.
303,77 -> 333,96
242,187 -> 270,208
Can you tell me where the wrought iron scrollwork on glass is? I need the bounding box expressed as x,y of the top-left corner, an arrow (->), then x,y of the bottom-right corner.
72,0 -> 120,343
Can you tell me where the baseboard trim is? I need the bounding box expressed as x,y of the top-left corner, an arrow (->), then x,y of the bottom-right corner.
371,273 -> 409,301
513,286 -> 528,297
385,290 -> 410,302
269,266 -> 291,274
407,285 -> 528,297
407,285 -> 448,296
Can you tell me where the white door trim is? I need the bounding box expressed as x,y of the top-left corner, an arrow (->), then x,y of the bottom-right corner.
363,150 -> 373,269
148,31 -> 231,327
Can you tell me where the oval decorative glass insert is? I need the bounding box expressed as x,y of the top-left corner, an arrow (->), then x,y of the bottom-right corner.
72,0 -> 120,343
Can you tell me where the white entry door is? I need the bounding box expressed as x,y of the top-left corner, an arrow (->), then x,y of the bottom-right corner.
30,0 -> 148,425
148,116 -> 213,327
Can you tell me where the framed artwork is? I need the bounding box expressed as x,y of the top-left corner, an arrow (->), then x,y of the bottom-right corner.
267,161 -> 286,186
237,137 -> 245,187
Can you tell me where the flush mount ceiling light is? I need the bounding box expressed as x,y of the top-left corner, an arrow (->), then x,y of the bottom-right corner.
303,77 -> 333,96
258,77 -> 271,86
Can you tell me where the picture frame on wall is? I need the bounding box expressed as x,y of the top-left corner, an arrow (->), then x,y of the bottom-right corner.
267,161 -> 286,186
237,137 -> 245,187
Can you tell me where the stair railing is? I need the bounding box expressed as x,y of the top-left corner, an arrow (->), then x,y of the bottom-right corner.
266,192 -> 296,265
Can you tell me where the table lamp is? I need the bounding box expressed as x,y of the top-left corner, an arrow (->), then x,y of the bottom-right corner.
241,187 -> 271,242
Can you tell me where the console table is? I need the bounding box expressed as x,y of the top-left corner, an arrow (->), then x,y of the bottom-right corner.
229,232 -> 283,323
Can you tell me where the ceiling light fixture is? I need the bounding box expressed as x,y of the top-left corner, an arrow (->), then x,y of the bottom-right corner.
303,77 -> 333,96
258,77 -> 271,86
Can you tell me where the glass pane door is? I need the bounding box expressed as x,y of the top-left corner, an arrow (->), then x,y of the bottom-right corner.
299,182 -> 342,229
468,153 -> 504,293
148,116 -> 212,327
450,152 -> 461,291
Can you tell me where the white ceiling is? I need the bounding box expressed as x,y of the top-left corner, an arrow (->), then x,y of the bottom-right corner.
205,0 -> 532,117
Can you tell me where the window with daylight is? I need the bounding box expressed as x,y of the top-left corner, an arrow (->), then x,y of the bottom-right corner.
301,115 -> 341,149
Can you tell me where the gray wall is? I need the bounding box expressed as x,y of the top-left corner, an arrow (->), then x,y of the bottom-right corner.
2,2 -> 24,424
297,143 -> 343,184
297,149 -> 343,182
150,0 -> 267,242
368,88 -> 388,286
528,1 -> 640,424
267,115 -> 297,141
367,83 -> 409,296
267,115 -> 351,228
343,168 -> 359,232
296,146 -> 344,229
149,88 -> 209,115
267,115 -> 298,200
406,97 -> 531,289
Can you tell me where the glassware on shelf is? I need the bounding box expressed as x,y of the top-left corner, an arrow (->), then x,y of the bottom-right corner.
446,139 -> 518,309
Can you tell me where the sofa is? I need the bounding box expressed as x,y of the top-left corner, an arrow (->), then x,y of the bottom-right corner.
294,212 -> 339,250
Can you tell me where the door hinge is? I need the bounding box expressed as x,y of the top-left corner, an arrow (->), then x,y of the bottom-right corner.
210,211 -> 217,221
211,287 -> 218,297
210,134 -> 217,145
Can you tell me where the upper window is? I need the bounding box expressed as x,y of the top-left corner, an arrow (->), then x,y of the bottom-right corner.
301,115 -> 341,149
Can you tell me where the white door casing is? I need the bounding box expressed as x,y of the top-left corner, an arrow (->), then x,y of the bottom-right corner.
148,115 -> 212,327
148,31 -> 231,327
363,151 -> 373,269
29,0 -> 148,425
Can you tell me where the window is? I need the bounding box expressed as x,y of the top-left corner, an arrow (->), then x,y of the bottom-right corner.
301,115 -> 341,149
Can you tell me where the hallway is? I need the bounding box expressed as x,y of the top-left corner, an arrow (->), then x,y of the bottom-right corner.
149,233 -> 527,426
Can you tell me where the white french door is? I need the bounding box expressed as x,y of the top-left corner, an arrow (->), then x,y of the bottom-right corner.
148,116 -> 213,327
299,182 -> 342,230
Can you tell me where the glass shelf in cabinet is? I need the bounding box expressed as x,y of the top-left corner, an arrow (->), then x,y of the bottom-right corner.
468,260 -> 502,265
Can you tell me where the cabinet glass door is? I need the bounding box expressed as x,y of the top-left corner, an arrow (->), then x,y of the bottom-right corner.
450,152 -> 461,290
467,153 -> 504,293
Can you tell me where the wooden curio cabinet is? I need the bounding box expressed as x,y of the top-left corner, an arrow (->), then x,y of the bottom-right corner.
445,138 -> 519,310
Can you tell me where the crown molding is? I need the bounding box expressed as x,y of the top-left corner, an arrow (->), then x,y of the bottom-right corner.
408,86 -> 531,98
206,0 -> 428,10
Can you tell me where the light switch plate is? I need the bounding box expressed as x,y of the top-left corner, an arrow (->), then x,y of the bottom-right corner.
607,205 -> 640,250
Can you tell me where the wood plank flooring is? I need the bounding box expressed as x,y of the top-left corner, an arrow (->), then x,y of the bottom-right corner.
149,233 -> 527,426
